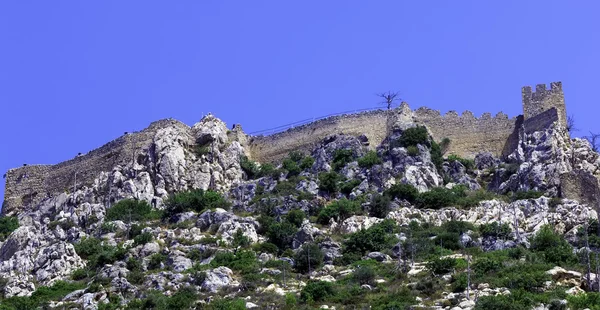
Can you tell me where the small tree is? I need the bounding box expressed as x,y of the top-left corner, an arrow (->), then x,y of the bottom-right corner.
294,243 -> 324,274
377,91 -> 401,110
567,115 -> 577,134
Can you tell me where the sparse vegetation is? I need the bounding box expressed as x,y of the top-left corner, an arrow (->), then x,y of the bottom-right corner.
0,216 -> 18,241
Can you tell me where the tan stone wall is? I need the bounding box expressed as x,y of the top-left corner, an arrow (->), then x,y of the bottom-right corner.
248,110 -> 391,163
522,82 -> 567,127
413,108 -> 520,158
2,119 -> 190,215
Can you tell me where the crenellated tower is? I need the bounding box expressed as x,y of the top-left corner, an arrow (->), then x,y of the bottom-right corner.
522,81 -> 567,127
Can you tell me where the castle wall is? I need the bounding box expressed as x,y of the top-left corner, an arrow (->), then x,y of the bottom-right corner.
523,107 -> 559,134
2,119 -> 190,215
413,109 -> 520,158
248,110 -> 390,163
522,82 -> 567,127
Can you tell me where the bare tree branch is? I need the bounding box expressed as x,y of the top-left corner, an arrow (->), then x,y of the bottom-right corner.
376,91 -> 401,110
567,115 -> 577,134
585,132 -> 600,152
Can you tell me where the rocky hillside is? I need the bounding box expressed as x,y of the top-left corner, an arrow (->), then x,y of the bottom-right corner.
1,114 -> 600,310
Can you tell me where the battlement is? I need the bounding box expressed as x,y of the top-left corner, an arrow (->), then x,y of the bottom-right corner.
522,81 -> 567,126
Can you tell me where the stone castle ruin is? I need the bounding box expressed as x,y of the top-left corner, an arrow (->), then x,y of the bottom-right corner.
2,82 -> 567,215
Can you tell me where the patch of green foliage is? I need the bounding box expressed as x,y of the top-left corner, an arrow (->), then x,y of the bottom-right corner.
106,199 -> 162,222
163,189 -> 229,218
210,250 -> 259,275
74,237 -> 127,270
318,171 -> 342,194
369,194 -> 391,218
282,158 -> 301,177
317,198 -> 361,224
285,209 -> 306,228
479,222 -> 512,239
0,216 -> 18,241
447,154 -> 475,171
300,156 -> 315,170
567,292 -> 600,310
240,155 -> 259,179
252,242 -> 279,255
385,183 -> 419,203
340,179 -> 362,196
147,253 -> 167,270
301,280 -> 336,303
395,126 -> 429,148
427,257 -> 457,274
332,149 -> 355,171
530,225 -> 578,266
342,219 -> 398,257
133,232 -> 154,246
415,186 -> 467,209
511,190 -> 544,201
406,145 -> 420,156
357,151 -> 382,168
0,281 -> 86,310
231,229 -> 251,248
126,287 -> 198,310
294,243 -> 324,274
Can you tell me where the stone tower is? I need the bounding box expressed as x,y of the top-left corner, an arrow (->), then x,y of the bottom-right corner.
522,81 -> 567,127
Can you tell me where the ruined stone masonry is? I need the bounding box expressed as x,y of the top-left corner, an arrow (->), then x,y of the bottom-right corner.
2,82 -> 567,215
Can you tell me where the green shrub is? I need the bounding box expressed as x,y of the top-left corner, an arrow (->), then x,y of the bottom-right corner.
272,180 -> 300,196
133,232 -> 153,246
318,171 -> 342,194
205,298 -> 246,310
252,242 -> 279,255
567,292 -> 600,310
0,281 -> 86,310
147,253 -> 167,270
430,140 -> 444,172
165,287 -> 198,309
127,257 -> 143,272
127,270 -> 145,285
530,225 -> 577,265
370,288 -> 417,310
427,257 -> 457,274
285,209 -> 306,228
474,294 -> 530,310
473,257 -> 503,275
353,265 -> 375,285
210,250 -> 259,275
294,243 -> 324,274
511,190 -> 544,201
396,126 -> 429,148
406,145 -> 420,156
231,229 -> 251,248
71,268 -> 90,281
300,156 -> 315,170
357,151 -> 382,168
332,149 -> 355,171
257,163 -> 280,178
163,189 -> 229,218
106,199 -> 160,222
385,183 -> 419,203
343,219 -> 398,256
195,144 -> 210,157
451,272 -> 468,292
369,194 -> 391,218
266,221 -> 298,251
415,186 -> 467,209
340,179 -> 362,196
301,280 -> 336,303
448,154 -> 475,171
74,237 -> 103,259
317,199 -> 360,224
442,220 -> 476,235
479,222 -> 512,239
282,158 -> 301,177
240,156 -> 259,179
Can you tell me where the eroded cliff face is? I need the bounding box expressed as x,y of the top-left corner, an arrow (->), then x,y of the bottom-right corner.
1,112 -> 599,309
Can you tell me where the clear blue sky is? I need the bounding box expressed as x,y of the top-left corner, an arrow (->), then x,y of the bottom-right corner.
1,1 -> 599,203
